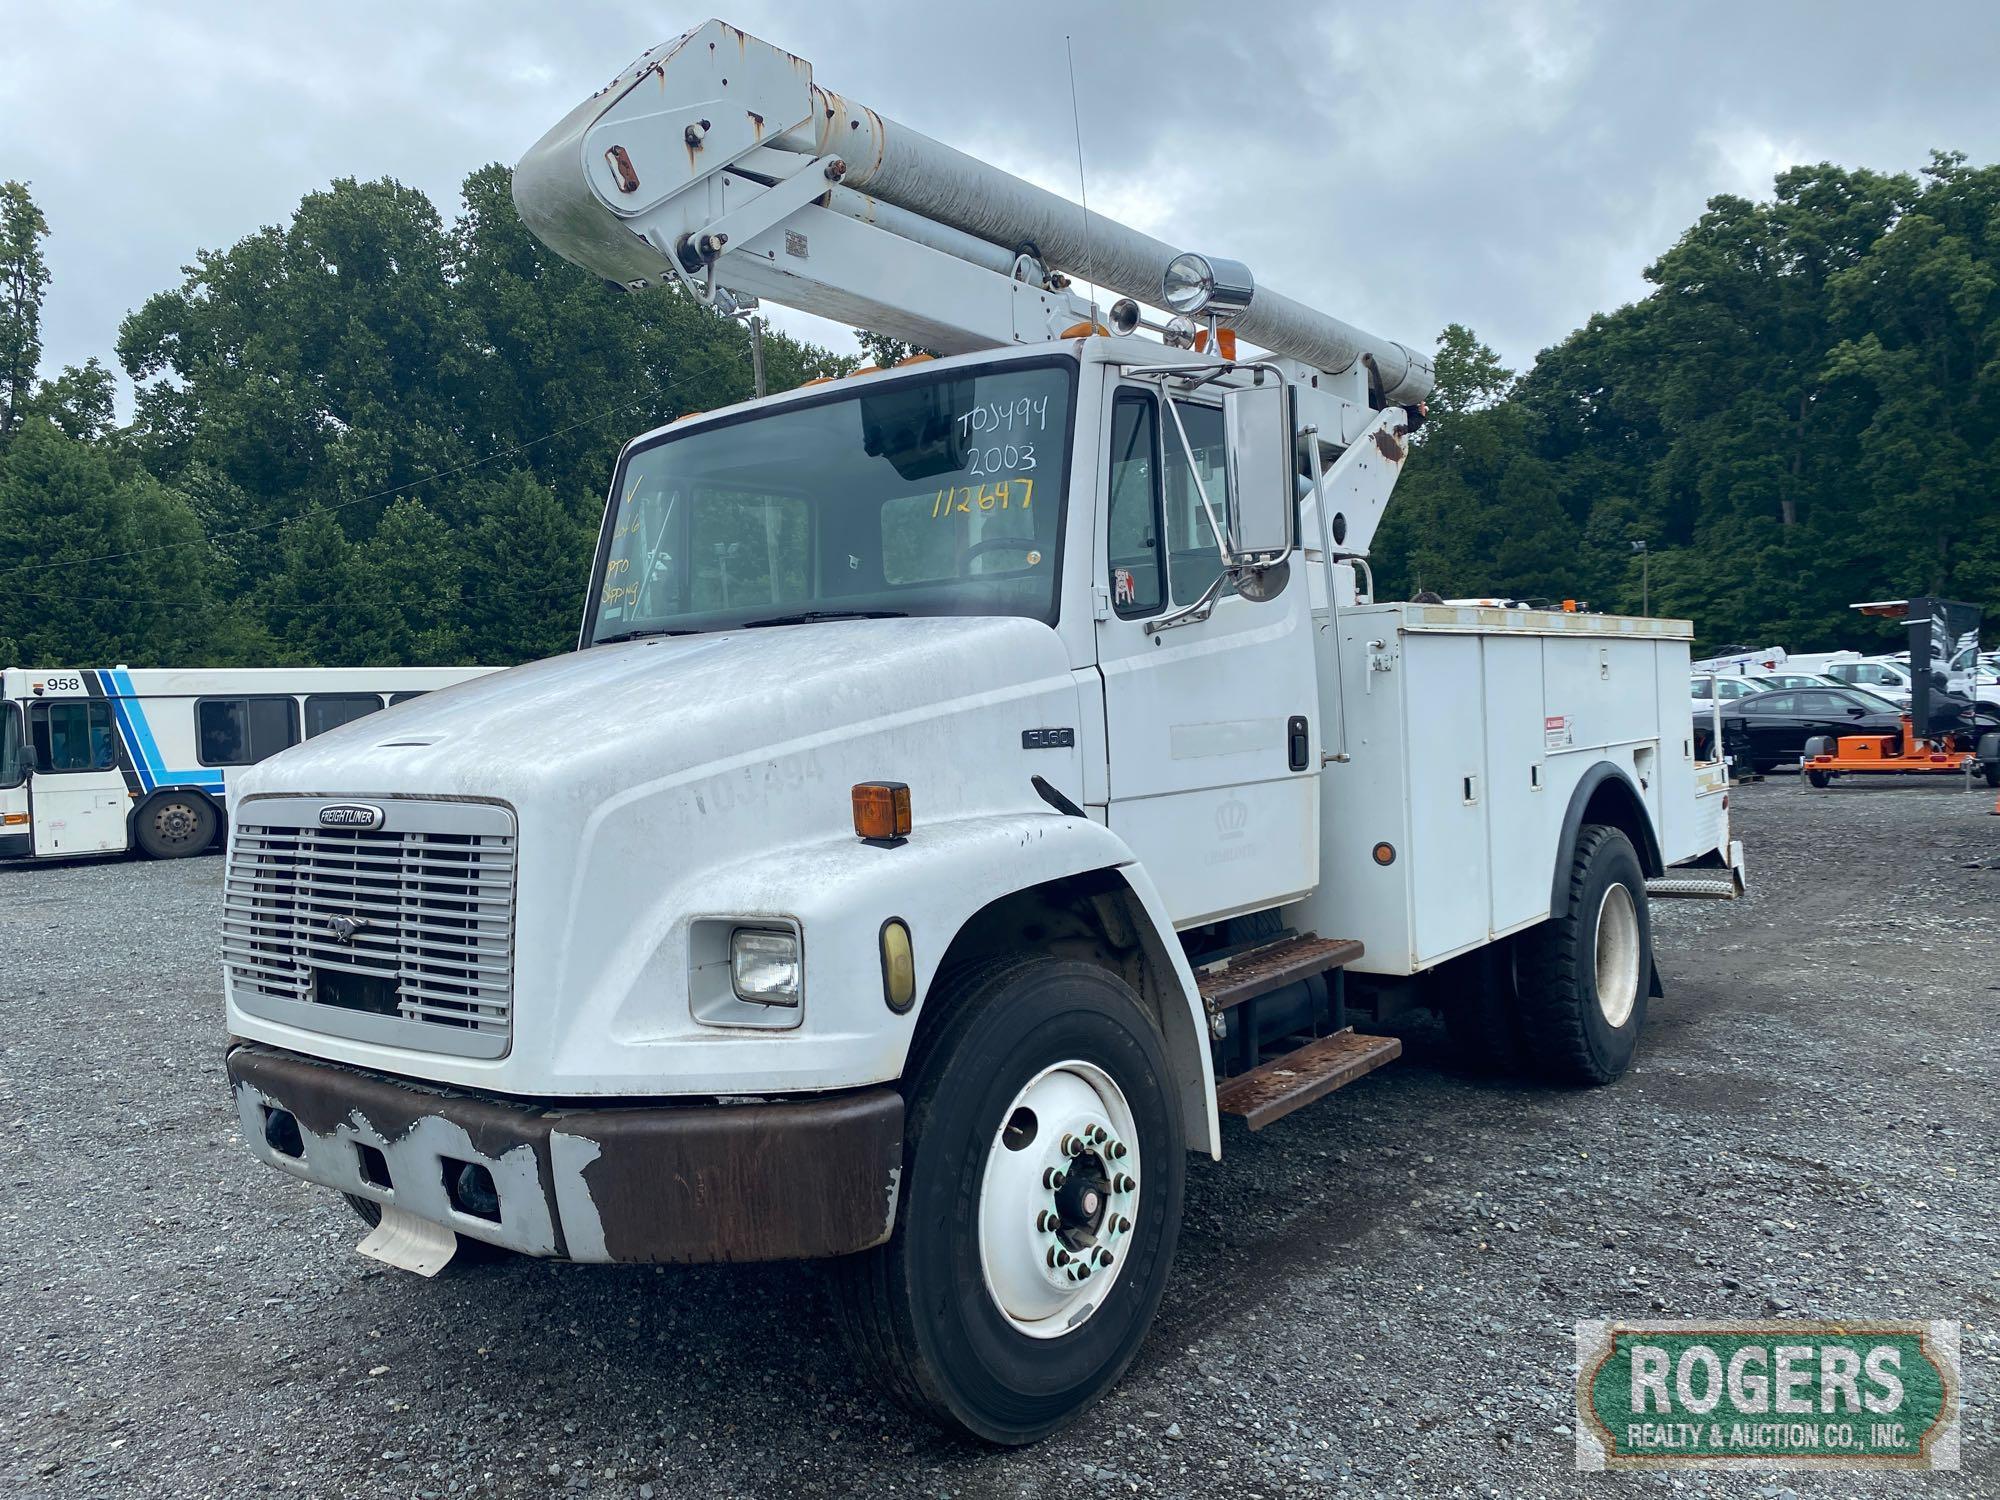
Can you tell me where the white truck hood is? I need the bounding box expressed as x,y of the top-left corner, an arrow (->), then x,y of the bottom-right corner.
235,614 -> 1077,808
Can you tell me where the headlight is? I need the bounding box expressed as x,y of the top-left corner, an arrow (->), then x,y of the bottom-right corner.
730,928 -> 801,1007
1161,251 -> 1256,317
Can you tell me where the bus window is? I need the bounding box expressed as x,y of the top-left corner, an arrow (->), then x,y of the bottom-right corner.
304,694 -> 386,738
0,703 -> 23,787
29,700 -> 116,772
197,697 -> 300,766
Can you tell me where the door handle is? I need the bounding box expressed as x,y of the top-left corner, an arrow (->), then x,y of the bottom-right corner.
1288,715 -> 1309,772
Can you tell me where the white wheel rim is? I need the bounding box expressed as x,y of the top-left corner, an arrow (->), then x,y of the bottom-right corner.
976,1060 -> 1141,1340
1594,882 -> 1640,1029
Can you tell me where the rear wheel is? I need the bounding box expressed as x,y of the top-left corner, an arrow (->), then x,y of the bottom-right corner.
831,957 -> 1184,1445
1807,770 -> 1833,789
1516,824 -> 1651,1086
134,792 -> 216,859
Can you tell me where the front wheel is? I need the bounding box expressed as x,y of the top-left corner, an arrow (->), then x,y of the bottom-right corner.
831,957 -> 1185,1445
1516,824 -> 1652,1086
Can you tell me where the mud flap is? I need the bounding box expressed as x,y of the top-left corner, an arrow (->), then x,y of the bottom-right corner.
357,1205 -> 459,1277
1648,958 -> 1664,999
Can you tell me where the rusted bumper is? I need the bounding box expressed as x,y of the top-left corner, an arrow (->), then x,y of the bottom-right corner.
225,1043 -> 904,1264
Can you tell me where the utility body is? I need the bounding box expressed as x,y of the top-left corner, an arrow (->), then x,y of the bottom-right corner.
224,19 -> 1745,1443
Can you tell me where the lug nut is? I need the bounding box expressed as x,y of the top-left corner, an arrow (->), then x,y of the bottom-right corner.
1061,1133 -> 1085,1157
1115,1173 -> 1136,1193
1118,1215 -> 1132,1233
1042,1167 -> 1064,1189
1096,1247 -> 1114,1266
1111,1141 -> 1129,1159
1076,1263 -> 1092,1279
1036,1210 -> 1057,1232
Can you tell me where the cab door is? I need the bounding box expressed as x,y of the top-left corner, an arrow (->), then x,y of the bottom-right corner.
1092,377 -> 1319,927
27,697 -> 128,855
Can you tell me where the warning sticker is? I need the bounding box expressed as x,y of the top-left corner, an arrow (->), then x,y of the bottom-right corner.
1545,714 -> 1574,750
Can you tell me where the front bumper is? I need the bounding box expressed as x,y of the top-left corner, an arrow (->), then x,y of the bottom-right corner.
226,1043 -> 904,1263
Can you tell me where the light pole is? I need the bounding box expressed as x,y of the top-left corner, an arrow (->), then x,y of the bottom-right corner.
1631,540 -> 1649,617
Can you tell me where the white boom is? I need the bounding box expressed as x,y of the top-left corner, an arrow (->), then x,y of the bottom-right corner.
513,18 -> 1434,402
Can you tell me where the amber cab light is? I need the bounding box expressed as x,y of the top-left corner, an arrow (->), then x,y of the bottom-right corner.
852,782 -> 912,844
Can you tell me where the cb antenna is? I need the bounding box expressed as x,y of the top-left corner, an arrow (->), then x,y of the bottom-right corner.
1064,34 -> 1096,323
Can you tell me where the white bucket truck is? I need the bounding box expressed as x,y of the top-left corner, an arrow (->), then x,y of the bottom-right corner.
223,20 -> 1745,1444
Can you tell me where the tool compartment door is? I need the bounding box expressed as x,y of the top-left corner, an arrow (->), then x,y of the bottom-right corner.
1402,633 -> 1491,963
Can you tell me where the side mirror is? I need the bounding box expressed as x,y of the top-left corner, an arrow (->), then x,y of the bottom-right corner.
1847,706 -> 1866,717
1222,381 -> 1294,564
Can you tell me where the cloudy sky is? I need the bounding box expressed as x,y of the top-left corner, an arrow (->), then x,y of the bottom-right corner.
5,0 -> 1998,411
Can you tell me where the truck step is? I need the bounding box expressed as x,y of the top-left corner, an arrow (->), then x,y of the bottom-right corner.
1644,873 -> 1741,900
1215,1028 -> 1402,1131
1196,934 -> 1364,1016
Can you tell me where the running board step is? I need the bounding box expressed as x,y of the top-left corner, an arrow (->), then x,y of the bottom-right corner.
1647,841 -> 1748,901
1195,934 -> 1364,1016
1215,1028 -> 1402,1131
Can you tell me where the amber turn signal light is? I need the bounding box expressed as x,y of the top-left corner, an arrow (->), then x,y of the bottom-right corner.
852,782 -> 912,844
1372,841 -> 1396,866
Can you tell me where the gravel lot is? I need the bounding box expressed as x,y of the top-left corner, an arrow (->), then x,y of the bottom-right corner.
2,779 -> 1994,1498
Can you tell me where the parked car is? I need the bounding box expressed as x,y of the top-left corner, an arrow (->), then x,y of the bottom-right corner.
1720,688 -> 1906,772
1689,675 -> 1764,704
1746,671 -> 1843,691
1823,657 -> 1913,708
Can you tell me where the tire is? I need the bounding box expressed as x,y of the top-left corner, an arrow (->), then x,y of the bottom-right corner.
1751,760 -> 1779,775
1440,943 -> 1527,1077
1807,771 -> 1832,789
1802,735 -> 1835,761
134,792 -> 217,859
1516,825 -> 1652,1086
341,1192 -> 382,1228
830,957 -> 1185,1445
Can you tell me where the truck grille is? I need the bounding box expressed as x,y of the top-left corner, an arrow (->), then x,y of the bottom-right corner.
223,799 -> 516,1057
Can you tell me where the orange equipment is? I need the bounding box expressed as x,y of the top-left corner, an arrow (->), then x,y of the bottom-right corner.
1800,715 -> 1982,789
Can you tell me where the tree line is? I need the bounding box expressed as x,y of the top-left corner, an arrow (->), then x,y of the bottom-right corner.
2,150 -> 1996,667
0,167 -> 850,668
1377,153 -> 2000,652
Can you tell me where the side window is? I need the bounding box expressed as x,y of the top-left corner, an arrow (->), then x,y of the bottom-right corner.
1689,680 -> 1712,699
1794,691 -> 1843,716
197,697 -> 299,766
1748,693 -> 1793,715
29,700 -> 115,772
0,703 -> 22,787
1106,392 -> 1163,617
1162,403 -> 1230,603
388,691 -> 427,706
304,694 -> 385,738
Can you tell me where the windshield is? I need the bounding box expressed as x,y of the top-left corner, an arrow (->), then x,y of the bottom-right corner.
587,360 -> 1075,643
0,703 -> 21,789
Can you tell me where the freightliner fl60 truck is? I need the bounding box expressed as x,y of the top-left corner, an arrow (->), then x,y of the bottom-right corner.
224,20 -> 1747,1444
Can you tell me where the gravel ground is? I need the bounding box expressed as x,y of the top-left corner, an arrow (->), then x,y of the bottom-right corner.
2,779 -> 1994,1498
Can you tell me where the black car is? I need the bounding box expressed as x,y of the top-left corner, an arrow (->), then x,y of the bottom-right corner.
1704,686 -> 1997,772
1730,687 -> 1903,770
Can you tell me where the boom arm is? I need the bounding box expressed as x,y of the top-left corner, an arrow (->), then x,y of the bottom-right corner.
513,19 -> 1434,401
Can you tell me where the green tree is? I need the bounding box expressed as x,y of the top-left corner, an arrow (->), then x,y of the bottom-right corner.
459,469 -> 594,662
0,180 -> 51,441
0,417 -> 221,663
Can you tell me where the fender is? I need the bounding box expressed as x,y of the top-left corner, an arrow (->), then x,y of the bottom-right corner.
676,809 -> 1219,1156
1549,760 -> 1664,920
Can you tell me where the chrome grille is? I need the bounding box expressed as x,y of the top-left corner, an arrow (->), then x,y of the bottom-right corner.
223,799 -> 516,1056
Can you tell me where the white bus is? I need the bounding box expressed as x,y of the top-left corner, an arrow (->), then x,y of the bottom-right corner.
0,666 -> 495,861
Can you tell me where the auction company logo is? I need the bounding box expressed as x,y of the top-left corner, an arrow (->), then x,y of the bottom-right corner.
1575,1320 -> 1959,1471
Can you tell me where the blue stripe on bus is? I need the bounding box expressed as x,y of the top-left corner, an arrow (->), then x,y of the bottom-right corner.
106,669 -> 225,793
